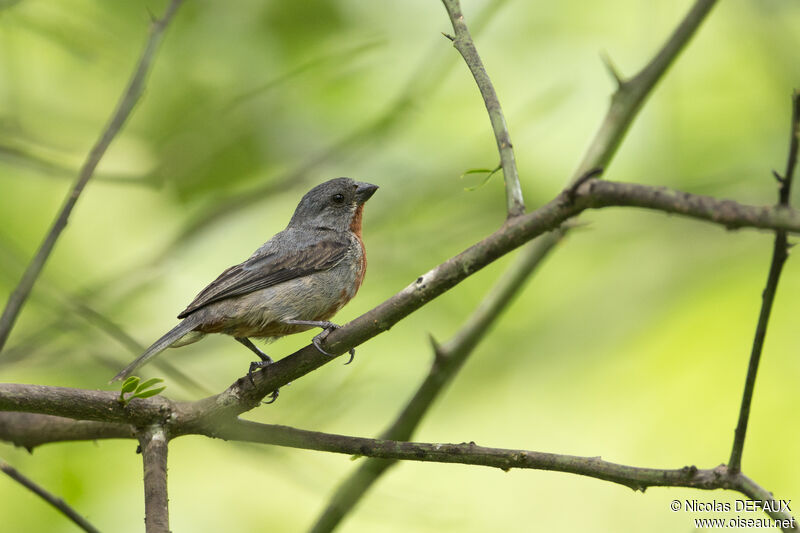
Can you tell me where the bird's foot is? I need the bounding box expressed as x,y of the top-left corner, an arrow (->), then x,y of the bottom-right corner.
237,337 -> 280,401
284,320 -> 356,364
246,359 -> 280,404
247,358 -> 273,387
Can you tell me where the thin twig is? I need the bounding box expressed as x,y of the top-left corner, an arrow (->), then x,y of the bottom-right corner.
0,0 -> 184,352
0,458 -> 102,533
139,427 -> 170,533
728,91 -> 800,472
571,0 -> 718,182
310,233 -> 565,532
441,0 -> 525,217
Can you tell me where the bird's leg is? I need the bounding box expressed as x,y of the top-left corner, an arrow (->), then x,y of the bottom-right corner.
236,337 -> 279,403
283,319 -> 356,364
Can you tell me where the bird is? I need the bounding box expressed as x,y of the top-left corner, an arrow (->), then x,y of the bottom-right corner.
112,177 -> 378,399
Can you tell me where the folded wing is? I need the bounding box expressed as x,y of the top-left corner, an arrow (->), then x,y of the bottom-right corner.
177,234 -> 349,319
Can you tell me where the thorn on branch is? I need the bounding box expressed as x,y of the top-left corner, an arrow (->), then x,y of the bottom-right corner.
600,51 -> 625,88
772,170 -> 785,184
442,32 -> 455,42
428,333 -> 446,366
146,7 -> 158,24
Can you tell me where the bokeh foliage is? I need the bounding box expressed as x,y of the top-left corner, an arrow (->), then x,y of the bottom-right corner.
0,0 -> 798,531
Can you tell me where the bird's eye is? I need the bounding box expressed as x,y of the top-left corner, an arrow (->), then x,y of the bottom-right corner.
332,193 -> 345,204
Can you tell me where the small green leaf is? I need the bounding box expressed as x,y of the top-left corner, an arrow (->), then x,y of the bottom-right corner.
120,377 -> 140,394
132,386 -> 167,399
460,164 -> 502,191
460,168 -> 494,177
135,378 -> 164,394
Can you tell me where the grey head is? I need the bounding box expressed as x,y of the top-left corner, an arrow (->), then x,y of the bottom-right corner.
287,177 -> 378,232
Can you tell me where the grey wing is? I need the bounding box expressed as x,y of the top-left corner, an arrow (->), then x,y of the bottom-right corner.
177,233 -> 350,319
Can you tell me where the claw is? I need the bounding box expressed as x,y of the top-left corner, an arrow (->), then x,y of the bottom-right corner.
312,334 -> 335,357
283,320 -> 356,364
248,359 -> 272,387
310,322 -> 339,357
262,389 -> 279,404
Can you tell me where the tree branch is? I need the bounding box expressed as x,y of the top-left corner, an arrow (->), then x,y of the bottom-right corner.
441,0 -> 525,217
139,427 -> 169,533
571,0 -> 718,181
0,0 -> 184,352
2,409 -> 795,529
0,383 -> 171,425
0,412 -> 132,451
0,458 -> 102,533
182,179 -> 800,420
4,180 -> 800,425
310,232 -> 565,532
728,91 -> 800,472
197,420 -> 796,530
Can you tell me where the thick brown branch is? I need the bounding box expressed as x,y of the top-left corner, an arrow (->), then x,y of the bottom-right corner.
139,427 -> 169,533
441,0 -> 525,217
0,412 -> 133,451
0,383 -> 173,425
183,179 -> 800,421
0,459 -> 102,533
4,180 -> 800,426
0,0 -> 184,352
728,91 -> 800,472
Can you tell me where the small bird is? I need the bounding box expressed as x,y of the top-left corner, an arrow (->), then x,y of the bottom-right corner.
113,178 -> 378,395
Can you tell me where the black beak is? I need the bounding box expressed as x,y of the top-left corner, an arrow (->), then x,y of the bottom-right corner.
355,182 -> 379,203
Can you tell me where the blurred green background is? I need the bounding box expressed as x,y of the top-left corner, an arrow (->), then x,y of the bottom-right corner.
1,0 -> 798,531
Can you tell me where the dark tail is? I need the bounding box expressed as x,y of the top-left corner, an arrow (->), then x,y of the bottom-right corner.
111,319 -> 199,382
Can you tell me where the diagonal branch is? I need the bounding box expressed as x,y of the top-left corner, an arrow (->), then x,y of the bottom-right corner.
309,232 -> 565,532
4,180 -> 800,425
139,427 -> 170,533
0,458 -> 102,533
571,0 -> 718,181
728,91 -> 800,472
0,0 -> 185,352
441,0 -> 525,217
185,179 -> 800,419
